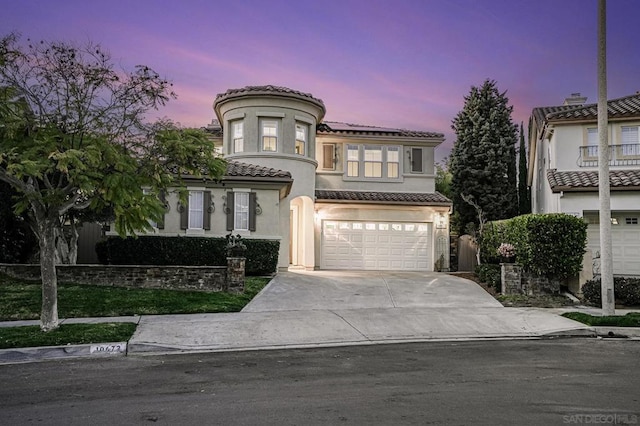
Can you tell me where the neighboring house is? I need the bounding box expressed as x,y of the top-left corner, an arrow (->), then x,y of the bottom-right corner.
529,92 -> 640,276
115,85 -> 451,271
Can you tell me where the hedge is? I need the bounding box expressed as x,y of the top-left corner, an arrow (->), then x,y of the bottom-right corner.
95,236 -> 279,276
581,277 -> 640,307
479,213 -> 587,280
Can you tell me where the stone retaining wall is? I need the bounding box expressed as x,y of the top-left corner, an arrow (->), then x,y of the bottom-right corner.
0,261 -> 245,292
501,263 -> 561,295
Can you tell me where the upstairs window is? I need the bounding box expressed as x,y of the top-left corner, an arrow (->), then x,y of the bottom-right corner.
262,120 -> 278,151
621,126 -> 639,156
411,148 -> 423,173
232,121 -> 244,153
295,124 -> 307,155
347,145 -> 359,177
364,146 -> 383,178
345,145 -> 402,180
583,127 -> 599,158
387,147 -> 399,178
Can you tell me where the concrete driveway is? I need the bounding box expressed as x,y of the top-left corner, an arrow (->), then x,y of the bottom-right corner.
126,270 -> 594,355
242,270 -> 503,312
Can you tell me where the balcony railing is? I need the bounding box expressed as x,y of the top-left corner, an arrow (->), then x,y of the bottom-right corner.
577,144 -> 640,167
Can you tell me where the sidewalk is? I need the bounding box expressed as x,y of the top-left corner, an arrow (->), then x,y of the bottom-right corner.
1,270 -> 639,364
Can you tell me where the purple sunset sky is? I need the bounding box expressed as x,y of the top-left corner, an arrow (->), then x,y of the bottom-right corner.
3,0 -> 640,162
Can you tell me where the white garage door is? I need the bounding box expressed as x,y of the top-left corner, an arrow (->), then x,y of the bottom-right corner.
587,214 -> 640,276
321,220 -> 432,270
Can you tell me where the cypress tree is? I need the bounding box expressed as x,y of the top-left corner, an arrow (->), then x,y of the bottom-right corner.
518,122 -> 531,214
450,79 -> 518,234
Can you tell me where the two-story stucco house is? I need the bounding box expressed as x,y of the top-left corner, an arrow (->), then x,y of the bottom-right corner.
153,85 -> 451,271
528,92 -> 640,276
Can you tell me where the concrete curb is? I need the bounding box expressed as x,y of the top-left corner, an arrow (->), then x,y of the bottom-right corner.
0,341 -> 128,365
593,326 -> 640,339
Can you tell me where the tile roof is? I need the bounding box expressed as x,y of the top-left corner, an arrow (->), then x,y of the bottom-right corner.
225,161 -> 292,180
317,121 -> 444,139
532,93 -> 640,130
214,85 -> 325,110
547,169 -> 640,192
315,190 -> 452,205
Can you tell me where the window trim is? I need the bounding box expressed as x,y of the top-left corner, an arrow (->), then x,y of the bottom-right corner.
180,189 -> 211,232
261,119 -> 278,152
232,120 -> 244,154
295,123 -> 307,155
619,125 -> 640,159
410,147 -> 424,173
344,144 -> 403,181
226,190 -> 257,232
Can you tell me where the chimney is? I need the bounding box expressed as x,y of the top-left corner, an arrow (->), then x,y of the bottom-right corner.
563,92 -> 587,106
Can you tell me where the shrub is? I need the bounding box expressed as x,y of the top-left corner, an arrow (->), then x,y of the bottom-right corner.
480,214 -> 587,280
95,236 -> 280,276
476,264 -> 501,290
581,277 -> 640,307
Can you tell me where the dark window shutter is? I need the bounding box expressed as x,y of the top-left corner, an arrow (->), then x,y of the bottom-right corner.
157,191 -> 166,229
323,144 -> 335,170
180,198 -> 189,230
226,192 -> 234,231
411,148 -> 423,173
249,192 -> 257,232
203,191 -> 211,230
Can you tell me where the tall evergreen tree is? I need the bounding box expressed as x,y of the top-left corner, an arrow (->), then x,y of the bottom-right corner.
450,79 -> 518,234
518,122 -> 531,214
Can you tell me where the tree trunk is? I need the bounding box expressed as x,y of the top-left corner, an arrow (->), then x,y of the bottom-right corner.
55,226 -> 70,264
39,221 -> 59,331
68,219 -> 79,265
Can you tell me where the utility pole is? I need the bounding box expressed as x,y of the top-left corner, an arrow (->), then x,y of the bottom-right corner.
598,0 -> 615,315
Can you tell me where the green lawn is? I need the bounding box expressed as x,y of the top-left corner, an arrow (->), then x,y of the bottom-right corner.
0,274 -> 269,349
562,312 -> 640,327
0,323 -> 137,350
0,274 -> 269,320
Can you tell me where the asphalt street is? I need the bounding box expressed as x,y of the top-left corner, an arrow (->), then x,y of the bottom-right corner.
1,339 -> 638,425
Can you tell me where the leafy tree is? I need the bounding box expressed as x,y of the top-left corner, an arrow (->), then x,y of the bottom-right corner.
0,34 -> 226,331
518,122 -> 531,214
435,161 -> 453,199
450,79 -> 518,234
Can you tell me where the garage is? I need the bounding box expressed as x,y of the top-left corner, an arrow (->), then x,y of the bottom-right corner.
586,213 -> 640,276
321,220 -> 432,270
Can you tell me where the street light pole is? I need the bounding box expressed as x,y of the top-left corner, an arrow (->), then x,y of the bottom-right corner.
597,0 -> 615,315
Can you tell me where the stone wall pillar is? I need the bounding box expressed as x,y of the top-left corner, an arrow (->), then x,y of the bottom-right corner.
501,263 -> 523,295
226,257 -> 245,292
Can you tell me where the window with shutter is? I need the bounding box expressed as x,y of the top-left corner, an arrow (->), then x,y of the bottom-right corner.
227,191 -> 257,232
188,191 -> 204,229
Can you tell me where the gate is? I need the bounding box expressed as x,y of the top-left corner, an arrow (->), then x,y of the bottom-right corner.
457,234 -> 478,272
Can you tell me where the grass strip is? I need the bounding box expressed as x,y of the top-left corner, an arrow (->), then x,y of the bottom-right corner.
0,322 -> 137,350
562,312 -> 640,327
0,274 -> 269,320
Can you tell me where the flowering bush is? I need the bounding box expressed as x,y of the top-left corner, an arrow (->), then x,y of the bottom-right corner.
497,243 -> 515,259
